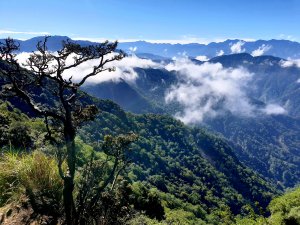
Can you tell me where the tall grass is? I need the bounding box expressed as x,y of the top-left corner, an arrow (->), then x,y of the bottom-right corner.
0,151 -> 22,206
0,151 -> 63,213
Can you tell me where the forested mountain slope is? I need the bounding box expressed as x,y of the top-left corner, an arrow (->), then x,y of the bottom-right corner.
78,97 -> 278,216
0,89 -> 278,223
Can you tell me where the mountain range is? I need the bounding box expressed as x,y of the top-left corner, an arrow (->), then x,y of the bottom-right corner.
2,36 -> 300,59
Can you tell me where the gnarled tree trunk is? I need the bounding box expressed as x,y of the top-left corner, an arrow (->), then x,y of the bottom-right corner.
63,122 -> 76,225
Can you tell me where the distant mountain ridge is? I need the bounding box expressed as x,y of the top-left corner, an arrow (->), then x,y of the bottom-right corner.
120,39 -> 300,59
1,36 -> 300,59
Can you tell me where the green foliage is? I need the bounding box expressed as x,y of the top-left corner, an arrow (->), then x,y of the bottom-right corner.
127,209 -> 207,225
268,187 -> 300,225
130,182 -> 165,220
78,100 -> 278,224
165,209 -> 207,225
234,187 -> 300,225
208,115 -> 300,188
127,214 -> 164,225
8,121 -> 32,148
80,180 -> 135,225
0,101 -> 46,149
235,216 -> 266,225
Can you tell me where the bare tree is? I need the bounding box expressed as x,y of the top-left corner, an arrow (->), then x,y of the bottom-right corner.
0,37 -> 126,225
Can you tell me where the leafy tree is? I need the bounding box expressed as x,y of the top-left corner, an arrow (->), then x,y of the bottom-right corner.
75,133 -> 138,224
0,37 -> 127,225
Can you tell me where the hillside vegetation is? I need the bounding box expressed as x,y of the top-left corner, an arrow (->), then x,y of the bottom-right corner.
0,97 -> 278,224
0,37 -> 299,224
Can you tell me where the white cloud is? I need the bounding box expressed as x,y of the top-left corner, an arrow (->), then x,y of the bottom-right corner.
16,52 -> 161,84
165,57 -> 254,123
0,29 -> 50,36
164,58 -> 290,123
262,104 -> 287,115
129,46 -> 137,52
278,34 -> 297,42
216,50 -> 224,56
280,60 -> 294,67
251,44 -> 272,56
230,41 -> 245,54
69,54 -> 162,83
15,52 -> 31,63
195,55 -> 209,61
297,78 -> 300,83
280,59 -> 300,68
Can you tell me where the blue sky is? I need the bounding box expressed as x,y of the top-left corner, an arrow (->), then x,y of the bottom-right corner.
0,0 -> 299,43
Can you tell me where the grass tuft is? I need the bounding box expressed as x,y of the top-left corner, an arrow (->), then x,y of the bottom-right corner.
0,151 -> 63,214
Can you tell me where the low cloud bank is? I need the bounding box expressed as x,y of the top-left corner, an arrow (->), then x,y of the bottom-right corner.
164,58 -> 254,123
63,54 -> 161,84
164,57 -> 287,123
15,52 -> 288,124
280,59 -> 300,68
16,52 -> 161,84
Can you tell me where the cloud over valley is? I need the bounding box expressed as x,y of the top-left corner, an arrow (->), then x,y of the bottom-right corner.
16,52 -> 161,84
16,51 -> 288,124
164,58 -> 255,123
